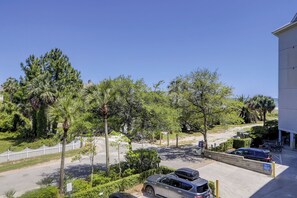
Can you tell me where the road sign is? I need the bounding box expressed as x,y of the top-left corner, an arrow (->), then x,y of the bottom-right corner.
263,163 -> 272,171
66,182 -> 72,192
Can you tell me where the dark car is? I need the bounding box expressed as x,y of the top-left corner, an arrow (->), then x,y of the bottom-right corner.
230,148 -> 272,162
144,174 -> 212,198
174,168 -> 200,181
109,192 -> 136,198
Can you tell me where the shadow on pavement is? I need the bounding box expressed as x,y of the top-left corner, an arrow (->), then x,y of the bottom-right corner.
251,149 -> 297,198
156,145 -> 205,163
37,163 -> 106,185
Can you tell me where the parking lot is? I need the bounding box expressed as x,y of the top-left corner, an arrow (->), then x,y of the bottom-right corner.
129,147 -> 296,198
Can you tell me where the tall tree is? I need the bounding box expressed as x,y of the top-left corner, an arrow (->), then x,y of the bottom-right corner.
169,69 -> 233,148
111,76 -> 146,149
20,49 -> 83,138
49,95 -> 79,195
247,95 -> 276,126
85,81 -> 113,176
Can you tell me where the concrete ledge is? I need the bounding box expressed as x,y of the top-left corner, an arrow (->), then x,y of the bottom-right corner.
204,150 -> 272,175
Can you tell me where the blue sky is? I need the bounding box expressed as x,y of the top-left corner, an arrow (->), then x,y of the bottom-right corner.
0,1 -> 296,97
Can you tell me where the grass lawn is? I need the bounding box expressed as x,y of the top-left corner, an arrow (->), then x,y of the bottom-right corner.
0,149 -> 81,173
0,132 -> 59,153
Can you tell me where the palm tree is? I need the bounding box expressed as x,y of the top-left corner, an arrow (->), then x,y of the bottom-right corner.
49,95 -> 79,195
85,82 -> 112,176
247,95 -> 276,126
27,73 -> 56,137
2,77 -> 19,102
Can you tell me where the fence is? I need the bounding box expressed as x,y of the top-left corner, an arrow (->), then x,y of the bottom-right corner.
0,140 -> 81,163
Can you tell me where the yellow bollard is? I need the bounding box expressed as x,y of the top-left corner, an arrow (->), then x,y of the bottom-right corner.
272,161 -> 276,178
216,180 -> 219,198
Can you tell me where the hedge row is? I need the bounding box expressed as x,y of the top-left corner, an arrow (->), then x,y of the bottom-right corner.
72,166 -> 175,198
19,186 -> 59,198
211,138 -> 251,152
233,138 -> 251,149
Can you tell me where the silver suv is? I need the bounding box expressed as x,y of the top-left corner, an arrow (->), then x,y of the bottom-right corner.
144,173 -> 212,198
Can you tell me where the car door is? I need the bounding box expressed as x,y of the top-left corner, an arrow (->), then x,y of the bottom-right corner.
177,182 -> 194,198
167,179 -> 183,198
155,177 -> 178,198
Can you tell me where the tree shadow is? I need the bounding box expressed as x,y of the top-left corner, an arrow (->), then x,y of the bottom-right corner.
37,163 -> 106,185
156,145 -> 205,163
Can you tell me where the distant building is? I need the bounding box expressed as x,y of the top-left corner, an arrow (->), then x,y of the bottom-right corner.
273,13 -> 297,149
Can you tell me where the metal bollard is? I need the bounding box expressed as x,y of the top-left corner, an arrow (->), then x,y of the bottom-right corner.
272,161 -> 276,178
216,180 -> 219,198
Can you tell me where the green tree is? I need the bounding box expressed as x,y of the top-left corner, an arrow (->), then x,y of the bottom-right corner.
85,81 -> 113,176
169,69 -> 233,148
20,49 -> 83,138
49,95 -> 79,195
247,95 -> 276,126
1,77 -> 19,102
111,76 -> 146,149
238,95 -> 258,123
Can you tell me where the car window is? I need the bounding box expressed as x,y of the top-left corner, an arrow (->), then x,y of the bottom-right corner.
170,179 -> 182,188
180,182 -> 192,191
255,151 -> 266,157
196,184 -> 209,193
234,150 -> 243,155
160,177 -> 171,185
247,150 -> 255,155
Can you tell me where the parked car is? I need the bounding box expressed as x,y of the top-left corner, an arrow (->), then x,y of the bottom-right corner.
174,168 -> 200,181
144,173 -> 212,198
109,192 -> 136,198
229,148 -> 272,162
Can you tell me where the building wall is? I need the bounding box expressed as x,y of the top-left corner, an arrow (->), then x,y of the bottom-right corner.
278,26 -> 297,134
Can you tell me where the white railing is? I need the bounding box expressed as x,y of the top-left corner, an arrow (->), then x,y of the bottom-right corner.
0,140 -> 81,163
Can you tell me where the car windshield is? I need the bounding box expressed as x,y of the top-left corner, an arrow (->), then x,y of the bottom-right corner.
196,183 -> 209,193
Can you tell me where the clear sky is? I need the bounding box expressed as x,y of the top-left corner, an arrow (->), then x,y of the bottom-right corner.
0,1 -> 296,97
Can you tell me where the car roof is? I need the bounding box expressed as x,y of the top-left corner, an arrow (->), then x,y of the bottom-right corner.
238,147 -> 270,153
166,174 -> 207,186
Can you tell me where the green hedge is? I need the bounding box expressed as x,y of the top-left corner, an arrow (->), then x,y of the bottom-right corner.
233,138 -> 251,149
19,186 -> 59,198
211,137 -> 252,152
211,138 -> 234,152
72,166 -> 174,198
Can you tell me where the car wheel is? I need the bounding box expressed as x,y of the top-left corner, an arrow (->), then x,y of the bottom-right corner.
145,186 -> 155,196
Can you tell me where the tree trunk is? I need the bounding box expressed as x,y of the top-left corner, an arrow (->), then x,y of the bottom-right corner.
118,144 -> 121,177
59,129 -> 67,195
263,111 -> 267,126
176,133 -> 179,147
104,116 -> 110,176
203,133 -> 208,149
203,113 -> 208,149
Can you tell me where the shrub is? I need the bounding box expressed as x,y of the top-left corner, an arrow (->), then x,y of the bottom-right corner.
72,166 -> 174,198
211,139 -> 234,152
208,181 -> 215,195
122,168 -> 136,177
125,149 -> 161,173
72,179 -> 90,193
233,138 -> 251,149
264,120 -> 278,139
19,186 -> 59,198
92,174 -> 111,186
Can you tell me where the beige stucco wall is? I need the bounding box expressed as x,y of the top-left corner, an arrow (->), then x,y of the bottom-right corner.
277,26 -> 297,134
